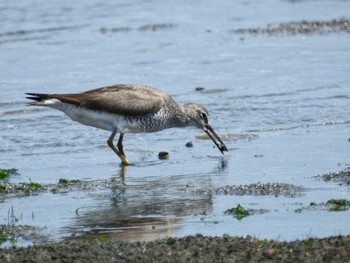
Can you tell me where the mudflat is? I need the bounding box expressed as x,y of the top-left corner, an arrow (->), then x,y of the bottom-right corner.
1,234 -> 349,262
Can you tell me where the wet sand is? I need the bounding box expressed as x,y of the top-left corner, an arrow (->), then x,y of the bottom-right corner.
0,234 -> 349,262
232,19 -> 350,35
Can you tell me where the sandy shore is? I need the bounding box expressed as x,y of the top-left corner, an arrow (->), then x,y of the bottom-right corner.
0,234 -> 349,262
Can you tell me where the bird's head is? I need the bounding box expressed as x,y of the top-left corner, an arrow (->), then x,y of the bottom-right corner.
184,103 -> 228,154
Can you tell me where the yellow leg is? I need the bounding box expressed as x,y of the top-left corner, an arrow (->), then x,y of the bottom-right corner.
107,129 -> 129,165
117,133 -> 126,157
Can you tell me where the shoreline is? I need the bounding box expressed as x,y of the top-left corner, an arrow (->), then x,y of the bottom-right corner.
0,234 -> 349,262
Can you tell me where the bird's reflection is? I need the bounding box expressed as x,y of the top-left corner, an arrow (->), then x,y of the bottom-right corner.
117,164 -> 127,181
213,157 -> 229,175
68,158 -> 228,241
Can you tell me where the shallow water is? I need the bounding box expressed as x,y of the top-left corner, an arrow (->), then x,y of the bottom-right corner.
0,0 -> 349,246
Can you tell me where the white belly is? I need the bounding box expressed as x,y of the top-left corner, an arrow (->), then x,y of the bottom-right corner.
42,99 -> 150,133
43,99 -> 118,131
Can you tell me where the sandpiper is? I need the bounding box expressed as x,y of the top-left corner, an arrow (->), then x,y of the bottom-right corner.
26,84 -> 228,165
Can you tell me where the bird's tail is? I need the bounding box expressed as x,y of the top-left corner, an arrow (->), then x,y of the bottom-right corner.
25,93 -> 50,105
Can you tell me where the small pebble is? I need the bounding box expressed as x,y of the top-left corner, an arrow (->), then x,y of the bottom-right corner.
195,87 -> 205,91
158,151 -> 169,160
185,141 -> 193,147
263,248 -> 275,259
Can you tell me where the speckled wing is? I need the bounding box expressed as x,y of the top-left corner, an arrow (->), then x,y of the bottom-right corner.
50,84 -> 166,116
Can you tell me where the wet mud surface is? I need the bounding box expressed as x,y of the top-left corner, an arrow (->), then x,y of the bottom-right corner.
0,173 -> 346,248
0,179 -> 123,198
100,23 -> 177,34
0,234 -> 349,263
314,169 -> 350,186
232,19 -> 350,36
197,183 -> 306,197
0,225 -> 48,246
295,199 -> 350,213
1,179 -> 305,200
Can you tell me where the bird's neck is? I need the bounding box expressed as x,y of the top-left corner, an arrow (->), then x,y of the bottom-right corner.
169,104 -> 195,128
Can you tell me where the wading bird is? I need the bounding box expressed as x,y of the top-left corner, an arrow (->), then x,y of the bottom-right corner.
26,84 -> 228,165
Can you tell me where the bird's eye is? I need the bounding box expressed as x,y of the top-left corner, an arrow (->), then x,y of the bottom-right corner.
201,112 -> 208,123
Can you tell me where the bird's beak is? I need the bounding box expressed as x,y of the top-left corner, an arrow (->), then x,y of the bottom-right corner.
203,124 -> 228,154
